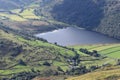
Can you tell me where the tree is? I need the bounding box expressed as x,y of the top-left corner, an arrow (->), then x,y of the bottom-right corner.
57,66 -> 64,72
117,59 -> 120,65
79,48 -> 100,57
31,68 -> 36,73
54,42 -> 57,45
90,66 -> 98,71
18,59 -> 26,66
43,61 -> 51,66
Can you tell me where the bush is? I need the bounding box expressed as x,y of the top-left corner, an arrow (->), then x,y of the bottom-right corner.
57,66 -> 64,72
18,59 -> 26,66
43,61 -> 51,66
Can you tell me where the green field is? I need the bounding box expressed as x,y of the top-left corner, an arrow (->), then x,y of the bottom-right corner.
70,44 -> 120,67
66,44 -> 120,80
0,2 -> 41,21
71,44 -> 120,58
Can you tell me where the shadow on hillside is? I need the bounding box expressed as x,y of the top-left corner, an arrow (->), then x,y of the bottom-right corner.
51,0 -> 105,29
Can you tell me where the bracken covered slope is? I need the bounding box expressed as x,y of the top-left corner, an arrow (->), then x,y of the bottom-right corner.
66,66 -> 120,80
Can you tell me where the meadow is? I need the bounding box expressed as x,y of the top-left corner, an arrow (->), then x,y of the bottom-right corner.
0,3 -> 40,21
70,44 -> 120,67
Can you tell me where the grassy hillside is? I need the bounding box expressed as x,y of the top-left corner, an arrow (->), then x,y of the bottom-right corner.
32,44 -> 120,80
68,39 -> 120,80
67,66 -> 120,80
0,0 -> 36,10
70,44 -> 120,67
0,24 -> 77,79
0,1 -> 40,21
0,1 -> 69,35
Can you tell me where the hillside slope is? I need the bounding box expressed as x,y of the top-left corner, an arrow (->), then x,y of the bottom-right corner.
0,23 -> 77,79
0,0 -> 35,10
95,0 -> 120,39
67,66 -> 120,80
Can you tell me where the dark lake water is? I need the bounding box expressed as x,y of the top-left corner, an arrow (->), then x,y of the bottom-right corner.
35,27 -> 120,46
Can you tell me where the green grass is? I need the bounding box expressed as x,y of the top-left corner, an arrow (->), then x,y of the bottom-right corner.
0,13 -> 26,21
17,36 -> 75,57
0,65 -> 47,75
19,9 -> 40,19
90,44 -> 120,51
0,29 -> 77,78
0,2 -> 41,21
69,43 -> 120,67
71,44 -> 120,58
100,46 -> 120,54
106,51 -> 120,58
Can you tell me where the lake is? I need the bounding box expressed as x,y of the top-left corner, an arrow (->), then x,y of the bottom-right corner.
35,27 -> 120,46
